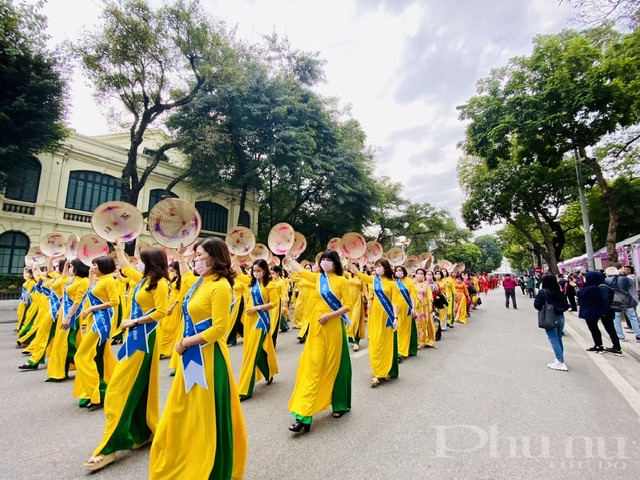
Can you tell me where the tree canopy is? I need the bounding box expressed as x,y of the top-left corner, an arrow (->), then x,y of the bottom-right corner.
0,0 -> 67,190
461,25 -> 640,264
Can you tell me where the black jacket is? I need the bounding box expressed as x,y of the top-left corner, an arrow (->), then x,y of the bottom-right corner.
534,289 -> 570,315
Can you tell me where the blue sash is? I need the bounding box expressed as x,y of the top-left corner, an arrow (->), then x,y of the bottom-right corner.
396,279 -> 413,316
319,273 -> 350,325
20,286 -> 28,303
42,279 -> 61,322
250,281 -> 271,331
34,283 -> 43,294
181,277 -> 208,392
62,282 -> 83,330
88,287 -> 113,346
373,276 -> 395,327
117,278 -> 158,360
181,276 -> 235,393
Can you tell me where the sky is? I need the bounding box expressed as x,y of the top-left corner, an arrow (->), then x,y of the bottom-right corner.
36,0 -> 577,234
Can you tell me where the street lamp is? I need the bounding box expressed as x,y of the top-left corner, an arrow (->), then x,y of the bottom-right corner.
573,148 -> 596,271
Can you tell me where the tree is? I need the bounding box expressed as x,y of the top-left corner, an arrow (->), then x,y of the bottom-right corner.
440,243 -> 483,273
0,0 -> 67,190
474,235 -> 503,273
458,154 -> 580,273
462,26 -> 640,263
561,0 -> 640,28
75,0 -> 236,206
497,225 -> 537,273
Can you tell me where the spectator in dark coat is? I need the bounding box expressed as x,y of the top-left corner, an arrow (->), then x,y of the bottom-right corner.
534,274 -> 570,371
577,271 -> 621,355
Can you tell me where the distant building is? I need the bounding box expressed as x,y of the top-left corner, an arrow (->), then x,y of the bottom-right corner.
0,129 -> 259,274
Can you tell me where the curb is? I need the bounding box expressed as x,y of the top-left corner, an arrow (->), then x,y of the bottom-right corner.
565,311 -> 640,363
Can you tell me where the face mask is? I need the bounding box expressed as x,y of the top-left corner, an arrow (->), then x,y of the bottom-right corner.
320,260 -> 333,272
194,260 -> 209,275
68,268 -> 74,276
254,271 -> 263,280
135,263 -> 145,273
415,274 -> 425,281
375,267 -> 385,276
395,271 -> 404,279
426,275 -> 434,282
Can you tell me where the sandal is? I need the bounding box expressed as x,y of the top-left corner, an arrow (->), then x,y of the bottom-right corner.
370,377 -> 380,388
332,411 -> 346,418
84,453 -> 115,472
133,438 -> 152,450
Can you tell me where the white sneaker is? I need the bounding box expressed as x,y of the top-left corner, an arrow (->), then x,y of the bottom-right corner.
547,360 -> 568,371
353,344 -> 359,351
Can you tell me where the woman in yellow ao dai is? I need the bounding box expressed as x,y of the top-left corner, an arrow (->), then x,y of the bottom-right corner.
149,238 -> 247,480
288,249 -> 352,433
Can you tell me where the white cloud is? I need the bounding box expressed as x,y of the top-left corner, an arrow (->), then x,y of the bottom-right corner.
37,0 -> 574,232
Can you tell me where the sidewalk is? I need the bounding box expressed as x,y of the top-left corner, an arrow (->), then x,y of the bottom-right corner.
565,310 -> 640,363
0,300 -> 18,324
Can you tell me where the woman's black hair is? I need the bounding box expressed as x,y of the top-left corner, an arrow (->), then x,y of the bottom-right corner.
250,259 -> 271,287
92,256 -> 116,275
140,248 -> 169,292
169,261 -> 182,290
374,259 -> 394,279
541,273 -> 564,302
70,259 -> 89,278
57,259 -> 67,274
415,268 -> 426,276
394,265 -> 408,277
320,249 -> 343,276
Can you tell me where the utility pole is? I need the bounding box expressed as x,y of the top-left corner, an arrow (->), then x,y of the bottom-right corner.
574,149 -> 596,271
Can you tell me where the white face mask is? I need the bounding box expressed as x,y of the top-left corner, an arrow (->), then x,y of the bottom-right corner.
426,275 -> 434,282
320,260 -> 334,272
395,271 -> 404,279
135,263 -> 145,273
375,267 -> 385,276
194,260 -> 209,275
415,274 -> 425,281
253,271 -> 263,280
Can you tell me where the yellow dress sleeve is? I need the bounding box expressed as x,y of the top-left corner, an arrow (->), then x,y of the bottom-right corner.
149,280 -> 169,321
265,283 -> 279,309
104,277 -> 120,308
200,280 -> 233,344
122,265 -> 143,283
339,277 -> 352,313
74,278 -> 89,304
356,271 -> 373,285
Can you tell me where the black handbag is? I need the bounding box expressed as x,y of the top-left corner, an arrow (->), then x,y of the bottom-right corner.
537,290 -> 557,329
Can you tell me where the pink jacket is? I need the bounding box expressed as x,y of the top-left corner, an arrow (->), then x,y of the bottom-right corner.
502,277 -> 518,290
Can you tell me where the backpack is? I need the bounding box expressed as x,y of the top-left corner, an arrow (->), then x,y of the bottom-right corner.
603,277 -> 630,313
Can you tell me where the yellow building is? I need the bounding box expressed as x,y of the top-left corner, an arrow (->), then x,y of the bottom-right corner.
0,129 -> 259,273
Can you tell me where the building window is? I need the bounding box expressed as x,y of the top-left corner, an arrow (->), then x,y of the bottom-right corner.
0,231 -> 29,274
148,189 -> 178,211
238,210 -> 251,227
65,171 -> 121,212
3,157 -> 41,203
195,201 -> 228,233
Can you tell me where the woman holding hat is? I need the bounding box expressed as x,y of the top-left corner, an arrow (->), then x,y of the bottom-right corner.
16,267 -> 36,334
84,244 -> 168,472
346,263 -> 366,351
72,255 -> 119,410
351,259 -> 400,387
46,259 -> 89,382
287,249 -> 352,433
235,259 -> 279,400
394,265 -> 418,359
149,237 -> 247,479
295,262 -> 316,343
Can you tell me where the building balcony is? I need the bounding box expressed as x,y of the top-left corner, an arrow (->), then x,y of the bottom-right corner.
2,200 -> 36,216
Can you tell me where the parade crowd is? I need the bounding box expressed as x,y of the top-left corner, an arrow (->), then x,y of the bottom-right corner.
13,238 -> 503,478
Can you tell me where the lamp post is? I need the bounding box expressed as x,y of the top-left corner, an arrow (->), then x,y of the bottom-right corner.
573,148 -> 596,271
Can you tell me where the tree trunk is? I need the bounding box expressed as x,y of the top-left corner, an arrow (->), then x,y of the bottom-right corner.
237,183 -> 248,226
580,148 -> 618,264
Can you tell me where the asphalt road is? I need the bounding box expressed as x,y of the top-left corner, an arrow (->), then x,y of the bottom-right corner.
1,289 -> 640,480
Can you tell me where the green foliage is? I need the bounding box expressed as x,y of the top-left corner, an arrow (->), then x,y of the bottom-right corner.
474,235 -> 503,273
74,0 -> 236,204
588,177 -> 640,248
497,225 -> 536,273
440,243 -> 483,272
0,273 -> 23,292
0,0 -> 67,190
